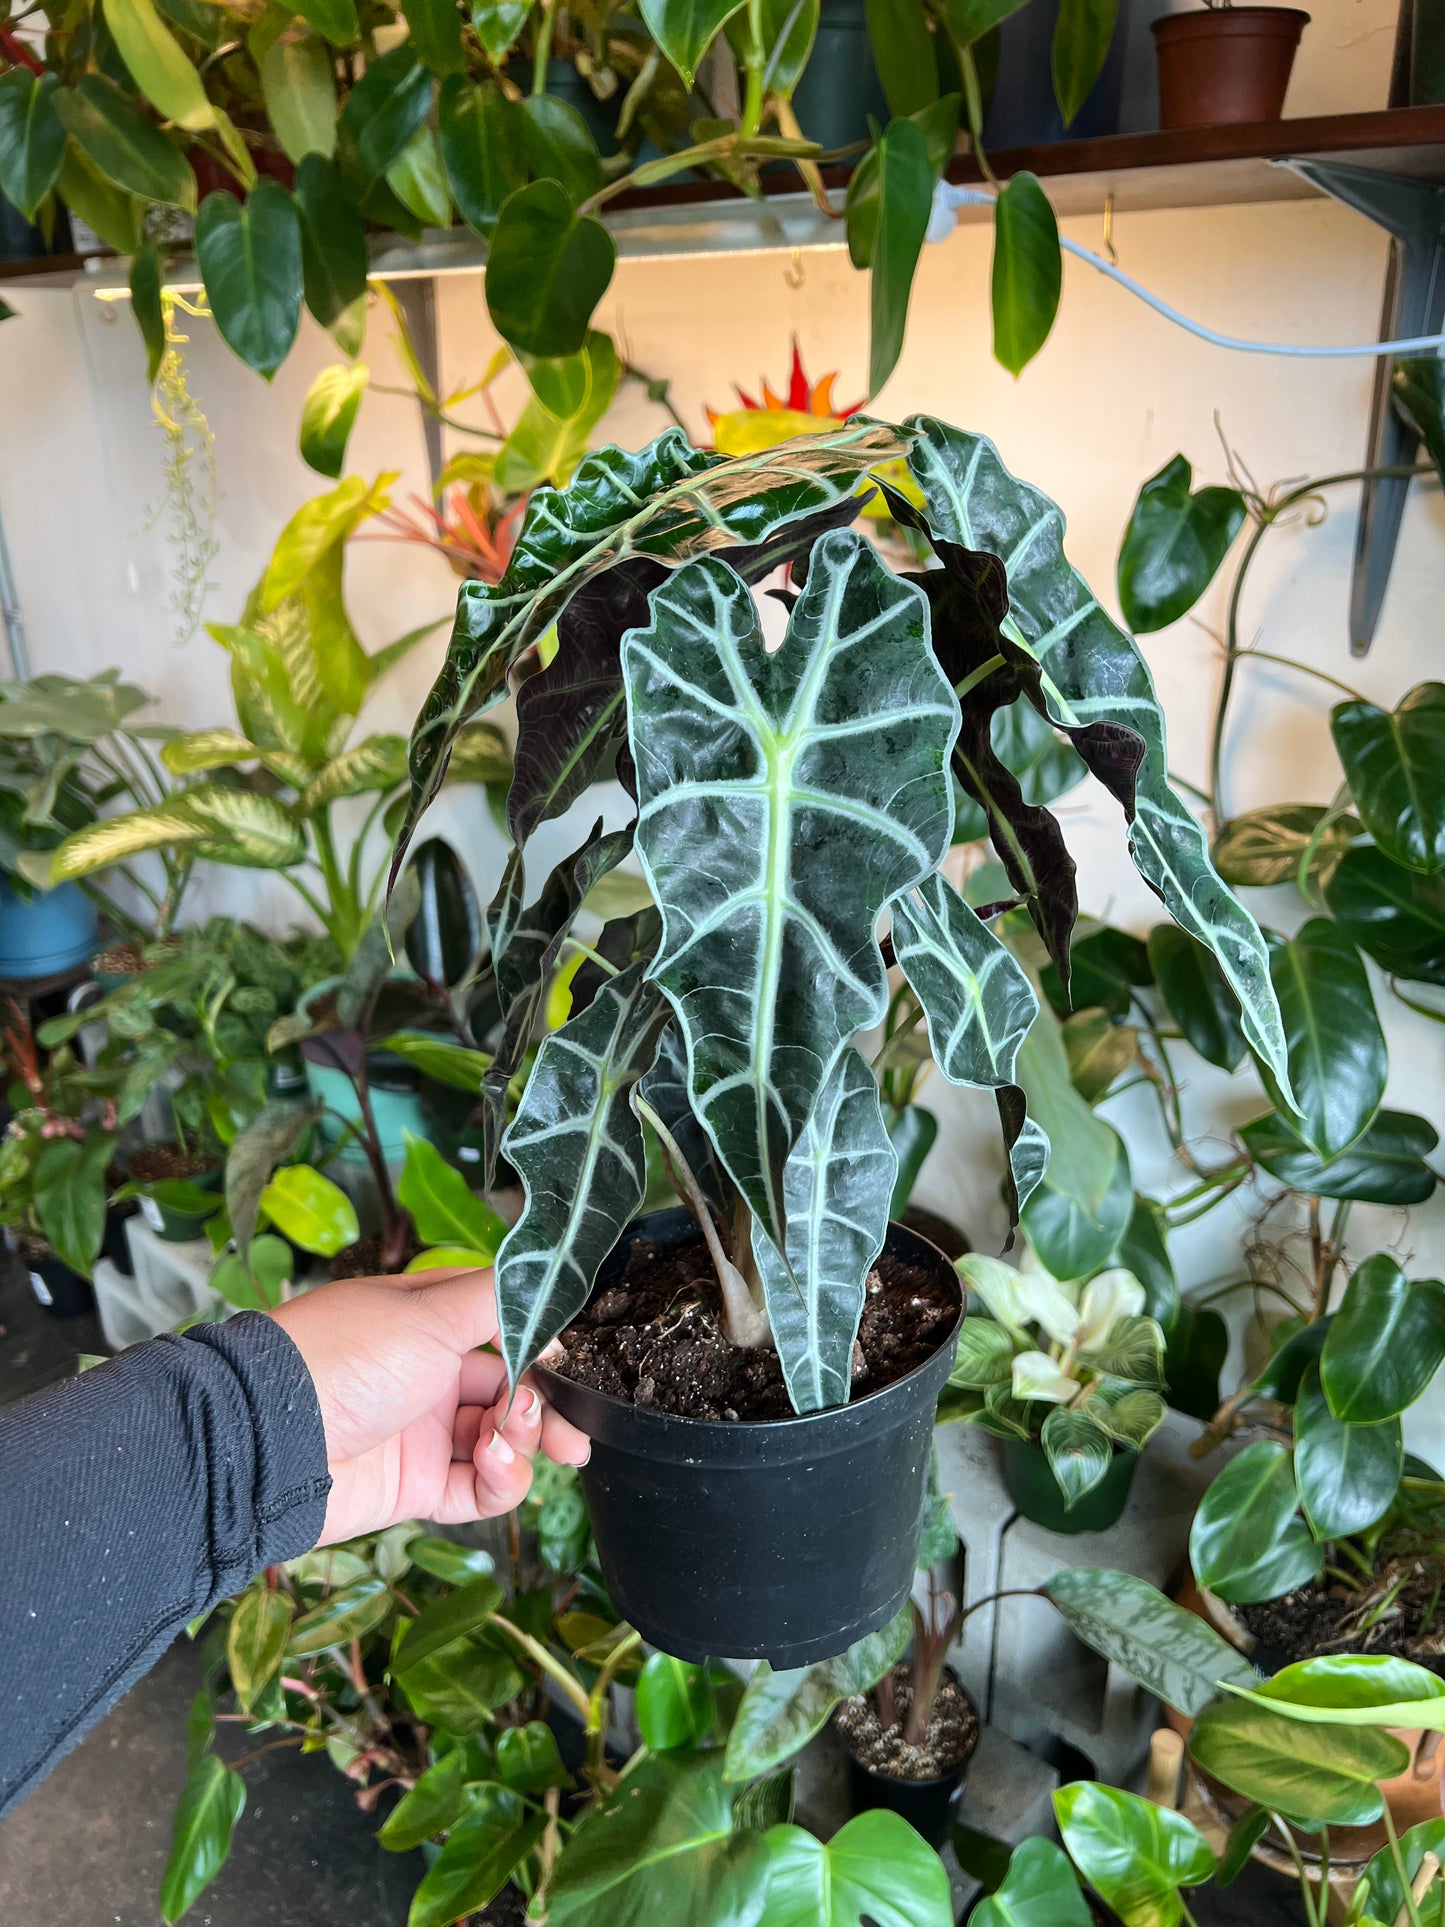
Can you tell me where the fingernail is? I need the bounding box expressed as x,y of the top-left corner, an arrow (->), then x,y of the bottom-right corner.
485,1429 -> 516,1466
519,1387 -> 540,1420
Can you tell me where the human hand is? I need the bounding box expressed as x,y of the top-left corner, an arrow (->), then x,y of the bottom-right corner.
268,1267 -> 590,1547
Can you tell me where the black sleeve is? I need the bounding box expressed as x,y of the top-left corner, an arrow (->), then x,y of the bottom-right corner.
0,1312 -> 331,1817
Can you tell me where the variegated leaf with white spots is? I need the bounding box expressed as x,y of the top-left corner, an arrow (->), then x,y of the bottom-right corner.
905,419 -> 1292,1103
749,1046 -> 897,1413
495,959 -> 670,1385
622,529 -> 959,1254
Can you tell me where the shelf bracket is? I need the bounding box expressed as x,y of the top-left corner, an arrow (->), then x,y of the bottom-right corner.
1285,159 -> 1445,657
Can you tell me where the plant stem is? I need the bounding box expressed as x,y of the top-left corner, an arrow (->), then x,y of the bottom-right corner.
1384,1802 -> 1427,1927
491,1615 -> 591,1722
954,653 -> 1007,701
531,0 -> 557,93
1269,1812 -> 1320,1927
740,0 -> 766,134
1232,648 -> 1370,701
1167,1172 -> 1249,1227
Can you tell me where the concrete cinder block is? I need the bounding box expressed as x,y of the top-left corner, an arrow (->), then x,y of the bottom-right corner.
93,1218 -> 225,1349
932,1420 -> 1014,1718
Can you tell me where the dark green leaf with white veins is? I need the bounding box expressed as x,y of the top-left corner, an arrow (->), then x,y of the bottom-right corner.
1043,1567 -> 1257,1717
1042,1406 -> 1112,1508
624,530 -> 957,1252
1294,1363 -> 1401,1541
905,418 -> 1292,1103
891,869 -> 1046,1218
1116,455 -> 1245,635
1262,919 -> 1384,1160
1331,682 -> 1445,874
495,960 -> 669,1385
748,1045 -> 897,1412
396,420 -> 909,881
1319,1252 -> 1445,1424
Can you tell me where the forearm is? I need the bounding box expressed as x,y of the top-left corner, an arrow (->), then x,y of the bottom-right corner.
0,1314 -> 330,1817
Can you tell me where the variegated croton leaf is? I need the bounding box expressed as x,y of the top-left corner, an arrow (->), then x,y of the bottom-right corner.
749,1046 -> 897,1413
494,960 -> 670,1386
890,872 -> 1049,1224
622,528 -> 959,1254
904,419 -> 1292,1098
395,421 -> 912,879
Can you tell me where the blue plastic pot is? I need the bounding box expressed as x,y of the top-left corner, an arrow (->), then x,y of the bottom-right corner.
0,875 -> 99,979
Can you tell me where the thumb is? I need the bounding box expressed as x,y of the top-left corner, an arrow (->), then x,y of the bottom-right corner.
411,1266 -> 501,1355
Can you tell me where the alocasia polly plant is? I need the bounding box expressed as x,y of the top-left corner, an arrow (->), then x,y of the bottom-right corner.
390,414 -> 1293,1415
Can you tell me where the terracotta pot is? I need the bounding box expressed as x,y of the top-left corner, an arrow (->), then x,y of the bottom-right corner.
1152,7 -> 1309,130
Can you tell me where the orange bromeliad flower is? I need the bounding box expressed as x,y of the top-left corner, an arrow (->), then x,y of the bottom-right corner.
706,341 -> 865,457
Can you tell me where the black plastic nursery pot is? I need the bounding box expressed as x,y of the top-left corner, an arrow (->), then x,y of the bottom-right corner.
1002,1435 -> 1138,1535
3,1231 -> 95,1319
534,1207 -> 963,1668
838,1668 -> 979,1849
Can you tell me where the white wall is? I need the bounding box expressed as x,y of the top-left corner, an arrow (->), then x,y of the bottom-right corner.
3,1 -> 1442,1453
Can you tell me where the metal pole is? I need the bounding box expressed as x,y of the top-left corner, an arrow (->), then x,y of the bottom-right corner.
0,493 -> 31,680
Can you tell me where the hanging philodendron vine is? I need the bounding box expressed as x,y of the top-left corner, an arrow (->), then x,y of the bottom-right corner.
392,415 -> 1295,1415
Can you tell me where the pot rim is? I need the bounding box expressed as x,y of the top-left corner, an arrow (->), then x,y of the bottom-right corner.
1152,6 -> 1310,34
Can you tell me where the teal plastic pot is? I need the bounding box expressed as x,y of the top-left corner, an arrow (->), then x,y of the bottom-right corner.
0,876 -> 98,979
1002,1436 -> 1138,1535
296,978 -> 434,1165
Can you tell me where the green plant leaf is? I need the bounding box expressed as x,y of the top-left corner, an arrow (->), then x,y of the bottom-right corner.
757,1810 -> 954,1926
636,1654 -> 719,1752
130,237 -> 166,386
1294,1363 -> 1401,1540
1116,454 -> 1245,634
54,143 -> 145,253
226,1586 -> 294,1711
1212,803 -> 1360,889
0,70 -> 67,223
1043,1567 -> 1257,1717
485,178 -> 615,358
1327,842 -> 1445,984
397,1132 -> 506,1258
724,0 -> 819,98
293,0 -> 358,42
1239,1106 -> 1439,1207
299,362 -> 368,478
906,420 -> 1292,1100
405,1534 -> 494,1584
1263,918 -> 1385,1159
209,1237 -> 292,1311
405,0 -> 466,73
866,0 -> 938,116
950,1318 -> 1018,1388
261,30 -> 338,164
32,1133 -> 110,1277
407,1786 -> 546,1927
1054,1782 -> 1215,1927
493,330 -> 621,494
749,1046 -> 898,1412
884,1101 -> 938,1213
1332,681 -> 1445,875
494,960 -> 668,1385
1163,1300 -> 1228,1421
386,122 -> 450,227
1147,924 -> 1246,1072
287,1575 -> 392,1653
195,181 -> 302,380
1041,1406 -> 1112,1507
723,1606 -> 910,1781
1189,1440 -> 1320,1605
161,1754 -> 246,1924
258,1164 -> 359,1255
1393,356 -> 1445,483
294,152 -> 367,352
339,44 -> 433,188
1015,993 -> 1129,1279
437,74 -> 525,238
1063,1007 -> 1137,1101
972,1837 -> 1093,1927
1234,1653 -> 1445,1732
104,0 -> 212,128
393,1576 -> 507,1674
1361,1817 -> 1445,1924
625,532 -> 955,1256
1319,1252 -> 1445,1423
639,0 -> 747,85
1187,1699 -> 1409,1831
54,73 -> 195,208
496,1720 -> 571,1793
519,93 -> 603,206
380,1033 -> 492,1093
472,0 -> 533,61
846,94 -> 958,271
377,1749 -> 471,1852
1051,0 -> 1119,125
991,172 -> 1060,376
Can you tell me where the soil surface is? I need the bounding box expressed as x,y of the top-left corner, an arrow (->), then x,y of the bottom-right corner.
329,1228 -> 423,1279
550,1234 -> 959,1421
472,1889 -> 526,1927
92,938 -> 182,977
834,1664 -> 979,1781
1235,1560 -> 1445,1674
125,1140 -> 217,1182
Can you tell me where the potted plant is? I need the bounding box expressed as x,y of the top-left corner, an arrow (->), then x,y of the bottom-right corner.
1152,2 -> 1310,130
946,1250 -> 1167,1532
380,414 -> 1291,1664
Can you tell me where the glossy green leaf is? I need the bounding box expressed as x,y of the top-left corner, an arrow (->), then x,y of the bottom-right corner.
0,70 -> 66,223
1189,1440 -> 1319,1605
400,1643 -> 525,1733
472,0 -> 532,61
1043,1567 -> 1257,1717
866,0 -> 938,116
991,172 -> 1060,376
386,123 -> 450,227
758,1810 -> 953,1927
1212,803 -> 1358,889
639,0 -> 747,85
495,960 -> 668,1386
299,362 -> 368,479
1163,1301 -> 1228,1421
1361,1816 -> 1445,1924
339,45 -> 432,188
195,181 -> 302,380
947,0 -> 1029,38
407,1786 -> 546,1927
262,31 -> 337,163
625,532 -> 955,1254
293,0 -> 358,42
1055,1782 -> 1214,1927
1187,1699 -> 1408,1830
846,94 -> 958,272
104,0 -> 212,128
885,1102 -> 938,1213
397,1132 -> 506,1258
496,1721 -> 571,1793
1332,681 -> 1445,874
1327,841 -> 1445,984
723,1606 -> 910,1781
379,1033 -> 492,1093
226,1586 -> 294,1711
1117,1196 -> 1175,1325
130,238 -> 165,386
1015,994 -> 1128,1279
1051,0 -> 1119,125
294,152 -> 368,353
1147,923 -> 1245,1072
54,73 -> 195,208
636,1654 -> 719,1752
393,1576 -> 505,1674
485,179 -> 616,358
405,0 -> 466,73
54,144 -> 144,254
288,1575 -> 392,1653
405,1535 -> 494,1584
1263,918 -> 1385,1159
725,0 -> 819,97
1061,1006 -> 1134,1101
377,1749 -> 470,1852
437,75 -> 524,238
258,1164 -> 359,1255
1041,1406 -> 1112,1507
161,1754 -> 246,1923
1236,1653 -> 1445,1731
1117,455 -> 1245,633
906,420 -> 1291,1099
32,1134 -> 110,1277
972,1837 -> 1093,1927
1294,1363 -> 1401,1540
493,330 -> 621,494
1320,1253 -> 1445,1423
209,1237 -> 292,1312
519,94 -> 602,207
870,118 -> 939,406
1393,356 -> 1445,484
1240,1106 -> 1439,1207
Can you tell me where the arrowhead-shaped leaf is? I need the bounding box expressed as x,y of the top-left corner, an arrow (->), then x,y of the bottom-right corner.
640,0 -> 748,85
1116,453 -> 1245,634
757,1810 -> 954,1927
1294,1363 -> 1401,1540
723,1605 -> 910,1781
1263,919 -> 1384,1160
0,70 -> 66,222
1331,681 -> 1445,875
1042,1566 -> 1258,1717
195,180 -> 303,380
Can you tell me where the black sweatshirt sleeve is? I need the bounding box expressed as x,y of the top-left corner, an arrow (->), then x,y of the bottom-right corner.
0,1313 -> 331,1817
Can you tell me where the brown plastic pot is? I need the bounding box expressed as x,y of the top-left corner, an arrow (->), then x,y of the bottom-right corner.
1152,7 -> 1309,129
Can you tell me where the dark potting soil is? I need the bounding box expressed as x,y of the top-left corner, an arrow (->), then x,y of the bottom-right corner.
92,939 -> 181,977
1234,1559 -> 1445,1674
834,1664 -> 979,1781
473,1887 -> 527,1927
550,1235 -> 958,1421
328,1229 -> 424,1279
125,1141 -> 217,1182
